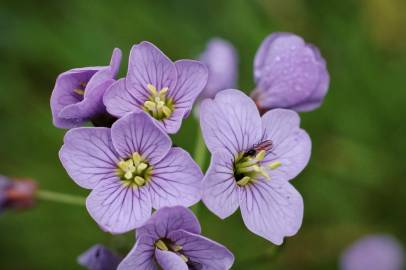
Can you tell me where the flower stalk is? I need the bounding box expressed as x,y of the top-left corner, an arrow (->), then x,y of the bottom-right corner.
36,189 -> 85,206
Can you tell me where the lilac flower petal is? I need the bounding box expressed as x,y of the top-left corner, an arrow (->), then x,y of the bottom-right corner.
111,111 -> 171,164
77,244 -> 121,270
261,109 -> 311,181
136,206 -> 201,240
159,107 -> 188,134
51,69 -> 99,128
202,151 -> 239,219
171,60 -> 208,115
199,38 -> 238,100
200,89 -> 262,155
126,41 -> 177,103
239,178 -> 304,245
155,249 -> 188,270
103,78 -> 141,118
86,180 -> 152,234
59,127 -> 120,189
149,147 -> 202,209
341,234 -> 405,270
253,32 -> 329,111
169,229 -> 234,270
118,236 -> 157,270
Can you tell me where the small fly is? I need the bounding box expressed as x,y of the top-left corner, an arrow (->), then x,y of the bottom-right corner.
243,140 -> 274,157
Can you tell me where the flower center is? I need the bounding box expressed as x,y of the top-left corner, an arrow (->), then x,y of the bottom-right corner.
233,149 -> 282,186
116,152 -> 152,187
143,84 -> 174,120
73,82 -> 87,96
155,239 -> 188,263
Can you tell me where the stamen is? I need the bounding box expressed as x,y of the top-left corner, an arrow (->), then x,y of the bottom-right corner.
155,240 -> 168,251
117,152 -> 152,187
234,148 -> 272,186
143,83 -> 174,120
73,88 -> 85,95
180,255 -> 188,263
268,161 -> 282,170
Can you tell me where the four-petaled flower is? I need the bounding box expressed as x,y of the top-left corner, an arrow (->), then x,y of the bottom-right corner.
104,41 -> 208,134
118,206 -> 234,270
200,89 -> 311,244
59,111 -> 203,233
51,48 -> 122,128
198,38 -> 238,101
252,33 -> 330,113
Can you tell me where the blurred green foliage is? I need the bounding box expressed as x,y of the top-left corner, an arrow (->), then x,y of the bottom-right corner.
0,0 -> 405,269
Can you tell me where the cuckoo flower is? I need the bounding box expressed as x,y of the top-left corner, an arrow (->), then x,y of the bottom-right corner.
78,244 -> 121,270
118,206 -> 234,270
198,38 -> 238,101
341,234 -> 405,270
200,89 -> 311,244
252,33 -> 330,113
51,48 -> 122,128
104,41 -> 208,134
59,111 -> 202,233
0,175 -> 37,213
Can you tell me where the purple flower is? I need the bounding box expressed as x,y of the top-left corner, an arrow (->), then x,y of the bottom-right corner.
198,38 -> 238,100
103,41 -> 208,134
78,244 -> 121,270
0,176 -> 10,212
341,234 -> 405,270
200,89 -> 311,244
51,48 -> 122,128
59,111 -> 203,233
0,175 -> 37,213
252,33 -> 330,112
118,206 -> 234,270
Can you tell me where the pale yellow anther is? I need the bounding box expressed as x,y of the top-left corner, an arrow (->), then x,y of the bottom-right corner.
132,153 -> 142,163
268,161 -> 282,170
133,176 -> 146,186
124,171 -> 133,180
162,106 -> 172,117
144,101 -> 156,111
160,87 -> 169,95
173,245 -> 183,252
137,162 -> 148,172
73,88 -> 85,95
180,255 -> 189,263
237,176 -> 251,186
147,84 -> 158,95
155,240 -> 168,251
255,150 -> 266,161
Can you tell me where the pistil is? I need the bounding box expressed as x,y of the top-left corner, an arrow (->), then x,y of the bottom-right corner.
143,84 -> 174,120
117,152 -> 152,187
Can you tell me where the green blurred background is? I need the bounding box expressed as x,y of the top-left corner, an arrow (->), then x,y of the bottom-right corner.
1,0 -> 406,269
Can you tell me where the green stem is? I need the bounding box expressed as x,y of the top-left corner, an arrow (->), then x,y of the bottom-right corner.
36,190 -> 86,206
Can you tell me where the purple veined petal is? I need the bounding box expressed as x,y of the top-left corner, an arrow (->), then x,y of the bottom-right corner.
200,89 -> 262,155
198,38 -> 238,101
77,244 -> 121,270
118,235 -> 157,270
111,111 -> 171,164
51,68 -> 100,128
149,147 -> 203,209
126,41 -> 177,103
340,234 -> 405,270
159,107 -> 188,134
253,32 -> 327,111
59,127 -> 120,189
261,109 -> 311,181
155,248 -> 188,270
168,229 -> 234,270
171,60 -> 208,115
202,150 -> 240,219
86,179 -> 152,234
289,44 -> 330,112
239,178 -> 304,245
103,78 -> 141,118
136,206 -> 201,240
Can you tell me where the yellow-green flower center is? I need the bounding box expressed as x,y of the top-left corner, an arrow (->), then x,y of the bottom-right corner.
155,239 -> 188,262
117,152 -> 152,187
233,150 -> 282,186
143,84 -> 174,120
73,82 -> 86,96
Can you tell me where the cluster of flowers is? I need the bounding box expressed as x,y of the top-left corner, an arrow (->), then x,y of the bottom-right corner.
50,33 -> 330,269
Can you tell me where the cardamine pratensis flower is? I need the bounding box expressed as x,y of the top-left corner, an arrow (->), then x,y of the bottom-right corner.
251,33 -> 330,113
198,38 -> 238,101
103,41 -> 208,134
51,48 -> 122,128
340,234 -> 405,270
59,111 -> 203,233
0,175 -> 37,213
78,244 -> 121,270
118,206 -> 234,270
200,89 -> 311,244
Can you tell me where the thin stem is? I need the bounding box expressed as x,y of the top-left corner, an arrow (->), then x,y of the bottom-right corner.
36,190 -> 86,206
